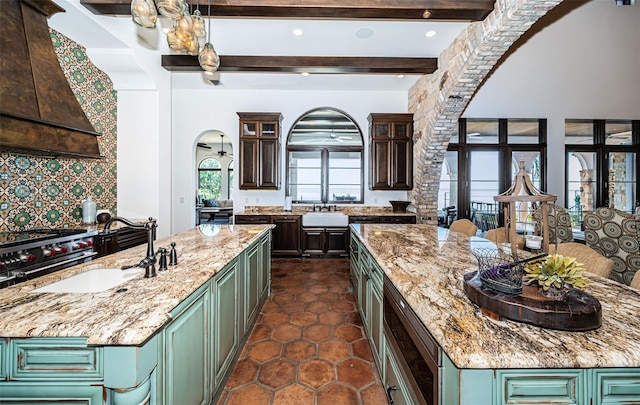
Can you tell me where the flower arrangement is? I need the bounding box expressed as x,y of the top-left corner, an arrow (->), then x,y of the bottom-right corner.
523,254 -> 589,292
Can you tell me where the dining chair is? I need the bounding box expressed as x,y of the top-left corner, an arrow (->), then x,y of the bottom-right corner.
532,204 -> 574,245
449,219 -> 479,237
583,207 -> 640,286
631,271 -> 640,290
551,242 -> 614,279
484,227 -> 525,249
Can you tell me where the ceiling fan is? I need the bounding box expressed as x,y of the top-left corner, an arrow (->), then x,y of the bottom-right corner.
217,134 -> 233,157
197,142 -> 211,149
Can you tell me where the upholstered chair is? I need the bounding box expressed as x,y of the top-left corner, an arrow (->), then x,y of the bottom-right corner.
449,219 -> 479,237
631,271 -> 640,290
583,207 -> 640,286
484,227 -> 525,249
532,204 -> 574,245
550,242 -> 614,279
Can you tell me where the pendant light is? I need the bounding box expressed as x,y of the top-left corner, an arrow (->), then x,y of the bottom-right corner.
156,0 -> 185,20
131,0 -> 157,28
199,2 -> 220,73
192,0 -> 206,37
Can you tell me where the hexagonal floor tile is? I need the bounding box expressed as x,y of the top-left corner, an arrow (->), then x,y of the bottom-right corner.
283,340 -> 316,363
272,383 -> 315,404
225,359 -> 258,390
261,312 -> 290,326
334,324 -> 363,342
272,324 -> 302,342
318,339 -> 350,363
298,359 -> 335,389
225,384 -> 272,405
247,340 -> 282,363
303,324 -> 332,342
336,358 -> 376,389
290,311 -> 318,326
248,324 -> 272,343
351,338 -> 374,362
257,358 -> 297,389
316,382 -> 358,405
331,301 -> 356,313
360,382 -> 389,405
306,301 -> 330,314
318,311 -> 344,326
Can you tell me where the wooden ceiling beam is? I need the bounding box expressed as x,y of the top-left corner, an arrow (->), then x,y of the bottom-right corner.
161,55 -> 437,74
80,0 -> 494,21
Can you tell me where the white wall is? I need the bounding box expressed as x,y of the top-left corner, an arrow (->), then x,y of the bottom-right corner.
464,1 -> 640,205
170,89 -> 410,233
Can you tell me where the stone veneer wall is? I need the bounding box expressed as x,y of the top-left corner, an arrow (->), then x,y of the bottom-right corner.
408,0 -> 563,224
0,30 -> 117,232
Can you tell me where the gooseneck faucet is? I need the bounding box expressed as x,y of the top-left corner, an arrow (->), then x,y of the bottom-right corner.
103,217 -> 158,278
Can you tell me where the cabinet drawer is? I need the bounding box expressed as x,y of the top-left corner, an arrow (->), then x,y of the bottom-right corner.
349,215 -> 380,223
379,215 -> 416,224
9,338 -> 103,381
235,215 -> 270,224
592,369 -> 640,405
496,369 -> 586,405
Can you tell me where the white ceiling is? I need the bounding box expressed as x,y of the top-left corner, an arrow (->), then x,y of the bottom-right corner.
48,0 -> 471,91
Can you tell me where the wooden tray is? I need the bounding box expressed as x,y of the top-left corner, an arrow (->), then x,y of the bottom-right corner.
463,272 -> 602,331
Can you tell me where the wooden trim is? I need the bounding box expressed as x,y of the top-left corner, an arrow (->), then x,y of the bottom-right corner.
80,0 -> 493,21
162,55 -> 437,74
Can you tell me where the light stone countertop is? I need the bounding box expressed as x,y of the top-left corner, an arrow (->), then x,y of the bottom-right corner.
350,223 -> 640,370
0,224 -> 273,346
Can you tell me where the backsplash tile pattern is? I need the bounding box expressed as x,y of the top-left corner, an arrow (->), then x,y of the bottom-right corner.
0,30 -> 117,232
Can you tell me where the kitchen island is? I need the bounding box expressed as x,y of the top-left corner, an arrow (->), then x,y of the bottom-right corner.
0,223 -> 273,404
350,224 -> 640,405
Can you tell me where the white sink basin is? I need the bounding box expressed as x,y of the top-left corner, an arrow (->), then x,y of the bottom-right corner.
302,212 -> 349,227
32,268 -> 144,293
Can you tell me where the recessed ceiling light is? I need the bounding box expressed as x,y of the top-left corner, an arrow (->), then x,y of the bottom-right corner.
396,74 -> 405,79
292,28 -> 304,36
301,72 -> 309,77
355,27 -> 374,39
425,30 -> 437,38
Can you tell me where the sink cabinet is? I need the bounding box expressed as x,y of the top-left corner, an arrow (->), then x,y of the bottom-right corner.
302,227 -> 348,257
271,215 -> 301,256
368,113 -> 413,191
238,112 -> 282,190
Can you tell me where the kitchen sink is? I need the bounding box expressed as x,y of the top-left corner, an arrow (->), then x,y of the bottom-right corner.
302,212 -> 349,227
32,268 -> 144,294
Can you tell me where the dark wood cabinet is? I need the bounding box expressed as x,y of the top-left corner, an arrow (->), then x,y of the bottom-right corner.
271,215 -> 301,256
302,227 -> 348,257
93,226 -> 151,258
368,113 -> 413,190
349,215 -> 416,224
238,113 -> 283,190
234,215 -> 270,224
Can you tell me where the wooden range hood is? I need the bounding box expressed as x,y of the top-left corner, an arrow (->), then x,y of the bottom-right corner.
0,0 -> 103,159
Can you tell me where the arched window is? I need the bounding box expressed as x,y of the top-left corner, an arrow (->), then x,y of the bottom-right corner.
227,160 -> 234,199
198,158 -> 222,200
286,108 -> 364,203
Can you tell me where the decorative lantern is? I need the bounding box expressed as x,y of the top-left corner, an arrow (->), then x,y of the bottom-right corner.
494,160 -> 556,256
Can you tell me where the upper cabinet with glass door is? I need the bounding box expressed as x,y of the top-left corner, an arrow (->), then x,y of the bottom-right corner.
238,112 -> 283,190
368,113 -> 414,190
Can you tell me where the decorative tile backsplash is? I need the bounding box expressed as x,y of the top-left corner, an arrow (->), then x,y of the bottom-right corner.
0,30 -> 117,232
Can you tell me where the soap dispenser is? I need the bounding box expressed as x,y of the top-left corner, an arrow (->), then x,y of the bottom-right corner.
82,196 -> 97,224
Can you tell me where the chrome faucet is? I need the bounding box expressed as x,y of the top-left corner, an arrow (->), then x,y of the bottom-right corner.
103,217 -> 158,278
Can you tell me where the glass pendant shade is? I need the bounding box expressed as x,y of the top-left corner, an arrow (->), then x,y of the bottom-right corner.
156,0 -> 185,19
131,0 -> 157,28
175,12 -> 194,42
199,42 -> 220,72
166,27 -> 187,54
187,35 -> 200,56
192,10 -> 206,37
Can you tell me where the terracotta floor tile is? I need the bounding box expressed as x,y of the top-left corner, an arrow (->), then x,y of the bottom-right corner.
283,340 -> 316,362
225,384 -> 272,405
350,339 -> 374,362
218,258 -> 383,404
303,324 -> 332,342
334,324 -> 364,342
272,324 -> 302,342
258,358 -> 297,389
290,311 -> 318,326
298,358 -> 335,389
336,358 -> 376,388
318,311 -> 344,326
316,382 -> 359,405
272,383 -> 315,404
318,339 -> 351,363
224,359 -> 258,390
247,340 -> 283,363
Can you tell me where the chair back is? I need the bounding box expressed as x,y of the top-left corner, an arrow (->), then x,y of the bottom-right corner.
485,227 -> 525,249
554,242 -> 614,279
449,219 -> 478,237
631,271 -> 640,290
533,204 -> 574,245
583,207 -> 640,285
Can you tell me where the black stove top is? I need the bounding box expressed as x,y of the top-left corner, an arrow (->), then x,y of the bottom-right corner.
0,229 -> 92,247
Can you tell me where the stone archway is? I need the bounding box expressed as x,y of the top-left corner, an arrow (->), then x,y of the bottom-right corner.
409,0 -> 563,224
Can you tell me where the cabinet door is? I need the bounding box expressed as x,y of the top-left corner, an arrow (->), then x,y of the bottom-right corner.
392,138 -> 413,190
0,384 -> 103,404
369,279 -> 384,370
592,368 -> 640,405
234,215 -> 270,225
326,228 -> 349,256
258,139 -> 279,189
271,216 -> 301,256
259,232 -> 271,300
371,140 -> 391,189
213,261 -> 240,385
163,286 -> 211,405
384,344 -> 414,405
244,243 -> 261,330
302,228 -> 325,255
239,138 -> 259,189
358,257 -> 370,328
496,369 -> 587,405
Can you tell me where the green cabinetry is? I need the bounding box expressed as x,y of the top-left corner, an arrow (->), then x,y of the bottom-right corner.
213,259 -> 241,386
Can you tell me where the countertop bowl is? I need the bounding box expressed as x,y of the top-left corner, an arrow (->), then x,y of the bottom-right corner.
389,200 -> 411,212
